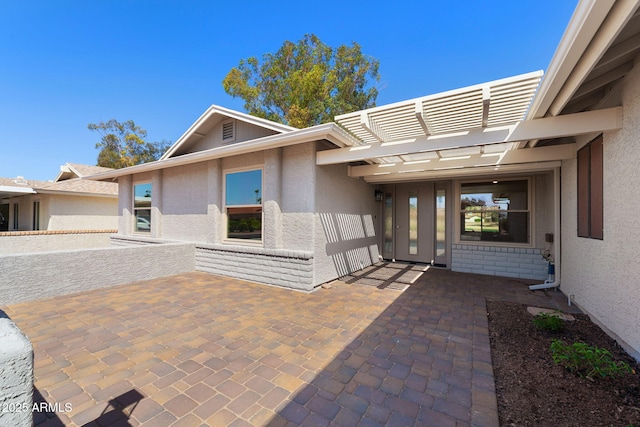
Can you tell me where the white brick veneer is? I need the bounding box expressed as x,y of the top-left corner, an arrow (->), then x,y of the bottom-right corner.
451,244 -> 548,281
195,244 -> 315,292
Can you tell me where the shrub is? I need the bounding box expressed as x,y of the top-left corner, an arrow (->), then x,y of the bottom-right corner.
532,312 -> 565,332
550,339 -> 634,379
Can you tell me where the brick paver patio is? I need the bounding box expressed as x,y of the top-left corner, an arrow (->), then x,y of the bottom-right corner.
2,263 -> 575,426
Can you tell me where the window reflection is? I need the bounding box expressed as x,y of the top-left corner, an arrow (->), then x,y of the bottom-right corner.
460,180 -> 528,243
225,169 -> 263,241
409,191 -> 418,255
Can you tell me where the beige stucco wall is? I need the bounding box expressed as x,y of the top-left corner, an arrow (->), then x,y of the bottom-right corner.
5,193 -> 117,231
561,61 -> 640,359
46,194 -> 117,230
0,231 -> 113,255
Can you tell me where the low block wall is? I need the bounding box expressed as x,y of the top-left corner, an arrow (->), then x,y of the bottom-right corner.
451,244 -> 548,281
0,230 -> 116,255
0,243 -> 196,305
0,311 -> 33,427
196,244 -> 315,291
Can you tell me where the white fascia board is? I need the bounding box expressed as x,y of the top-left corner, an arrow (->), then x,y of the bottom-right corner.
86,123 -> 355,181
0,186 -> 36,195
527,0 -> 617,119
349,144 -> 575,177
318,107 -> 622,165
362,161 -> 562,183
160,105 -> 297,160
547,0 -> 640,117
33,189 -> 118,198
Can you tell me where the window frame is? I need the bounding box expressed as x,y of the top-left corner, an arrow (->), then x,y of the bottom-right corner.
577,135 -> 603,240
32,200 -> 40,231
12,203 -> 19,230
223,166 -> 263,245
457,177 -> 532,246
133,182 -> 152,233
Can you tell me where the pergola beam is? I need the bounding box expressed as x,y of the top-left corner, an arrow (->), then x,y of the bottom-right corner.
348,144 -> 575,177
361,161 -> 562,183
317,107 -> 622,165
481,86 -> 491,127
360,112 -> 389,142
414,101 -> 433,135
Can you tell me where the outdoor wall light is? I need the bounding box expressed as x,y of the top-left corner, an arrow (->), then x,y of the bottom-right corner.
375,189 -> 383,201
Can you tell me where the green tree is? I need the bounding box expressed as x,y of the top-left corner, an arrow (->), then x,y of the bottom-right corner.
89,119 -> 171,169
222,34 -> 380,128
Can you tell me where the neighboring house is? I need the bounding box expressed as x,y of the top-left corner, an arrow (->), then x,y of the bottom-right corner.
0,163 -> 118,231
87,0 -> 640,358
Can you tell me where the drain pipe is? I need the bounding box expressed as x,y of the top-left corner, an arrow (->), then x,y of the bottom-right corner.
530,167 -> 561,291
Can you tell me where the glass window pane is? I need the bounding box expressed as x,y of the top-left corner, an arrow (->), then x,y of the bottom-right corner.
226,170 -> 262,206
461,211 -> 529,243
383,194 -> 393,255
461,180 -> 527,211
134,183 -> 152,208
135,210 -> 151,232
436,189 -> 446,257
409,191 -> 418,255
460,180 -> 529,244
227,207 -> 262,240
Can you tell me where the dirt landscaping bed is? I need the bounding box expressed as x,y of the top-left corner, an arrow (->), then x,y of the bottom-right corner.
488,300 -> 640,426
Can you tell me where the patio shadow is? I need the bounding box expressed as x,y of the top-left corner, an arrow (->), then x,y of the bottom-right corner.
265,267 -> 570,426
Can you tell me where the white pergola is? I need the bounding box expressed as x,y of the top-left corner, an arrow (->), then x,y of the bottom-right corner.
317,72 -> 623,182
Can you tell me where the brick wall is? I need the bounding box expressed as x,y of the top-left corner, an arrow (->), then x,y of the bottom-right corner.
451,244 -> 548,281
0,242 -> 195,305
195,244 -> 315,291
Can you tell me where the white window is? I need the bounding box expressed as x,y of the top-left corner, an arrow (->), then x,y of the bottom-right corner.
224,169 -> 262,241
460,179 -> 529,244
133,183 -> 152,232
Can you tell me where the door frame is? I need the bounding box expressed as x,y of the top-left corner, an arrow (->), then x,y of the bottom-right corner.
380,181 -> 450,266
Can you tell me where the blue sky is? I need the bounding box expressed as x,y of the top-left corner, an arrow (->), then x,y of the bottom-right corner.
0,1 -> 578,181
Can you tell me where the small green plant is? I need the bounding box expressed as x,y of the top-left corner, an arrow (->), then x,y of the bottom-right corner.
550,339 -> 634,379
532,312 -> 565,331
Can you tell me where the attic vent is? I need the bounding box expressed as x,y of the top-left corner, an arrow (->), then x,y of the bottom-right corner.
222,120 -> 236,142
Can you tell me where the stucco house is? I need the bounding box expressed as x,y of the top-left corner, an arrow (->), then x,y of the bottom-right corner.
88,0 -> 640,359
0,163 -> 118,232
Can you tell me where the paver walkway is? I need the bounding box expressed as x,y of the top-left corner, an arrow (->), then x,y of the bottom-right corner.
2,263 -> 575,426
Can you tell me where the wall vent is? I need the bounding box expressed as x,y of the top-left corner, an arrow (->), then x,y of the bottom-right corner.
222,120 -> 236,142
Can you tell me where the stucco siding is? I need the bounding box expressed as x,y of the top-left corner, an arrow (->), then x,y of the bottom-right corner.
160,163 -> 209,242
47,194 -> 117,230
0,231 -> 113,254
281,144 -> 316,252
187,121 -> 279,154
561,62 -> 640,359
314,159 -> 379,284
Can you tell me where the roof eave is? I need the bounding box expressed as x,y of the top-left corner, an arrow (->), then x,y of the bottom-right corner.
527,0 -> 640,119
160,105 -> 298,160
85,122 -> 356,181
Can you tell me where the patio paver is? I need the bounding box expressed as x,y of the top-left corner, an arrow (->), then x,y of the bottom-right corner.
2,264 -> 575,426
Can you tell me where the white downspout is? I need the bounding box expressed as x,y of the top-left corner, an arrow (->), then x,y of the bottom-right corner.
530,167 -> 561,291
